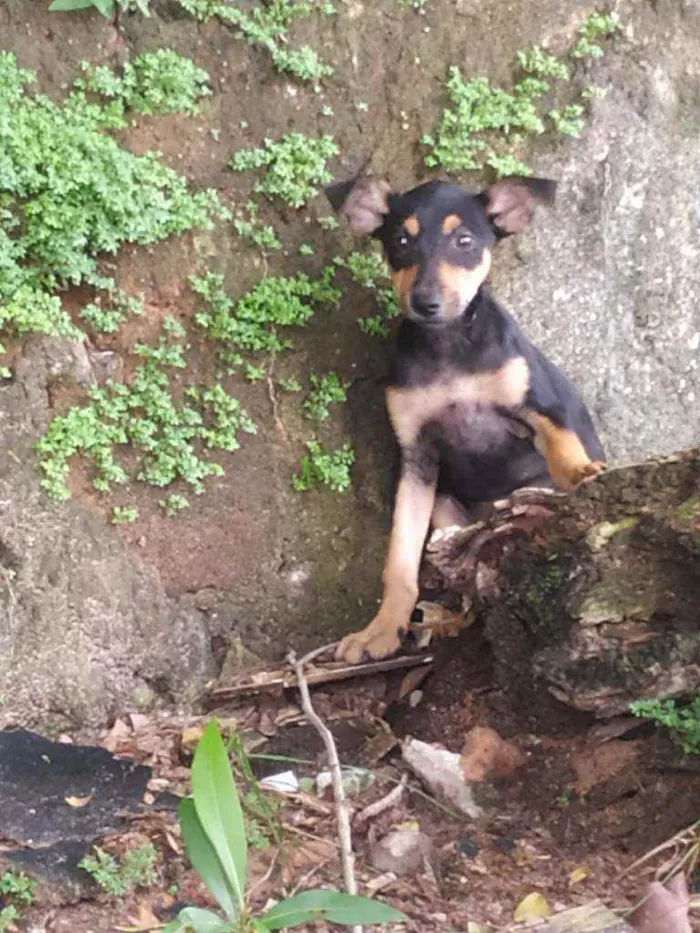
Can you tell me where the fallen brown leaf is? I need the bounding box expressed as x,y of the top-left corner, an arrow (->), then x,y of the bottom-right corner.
629,873 -> 691,933
65,795 -> 92,808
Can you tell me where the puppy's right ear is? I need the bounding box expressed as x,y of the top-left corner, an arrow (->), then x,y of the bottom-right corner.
324,175 -> 392,236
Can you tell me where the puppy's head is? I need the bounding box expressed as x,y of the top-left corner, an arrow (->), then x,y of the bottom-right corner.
326,173 -> 556,326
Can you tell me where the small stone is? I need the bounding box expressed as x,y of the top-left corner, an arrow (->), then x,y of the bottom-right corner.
403,737 -> 482,818
460,726 -> 525,782
370,829 -> 433,876
459,837 -> 479,857
493,836 -> 517,853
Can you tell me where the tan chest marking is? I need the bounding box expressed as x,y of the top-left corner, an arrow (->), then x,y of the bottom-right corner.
386,356 -> 530,448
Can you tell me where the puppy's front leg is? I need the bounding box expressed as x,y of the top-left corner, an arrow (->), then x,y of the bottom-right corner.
337,458 -> 437,663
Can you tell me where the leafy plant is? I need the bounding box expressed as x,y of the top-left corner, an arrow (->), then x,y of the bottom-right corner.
334,250 -> 400,337
548,104 -> 585,136
572,11 -> 621,58
293,440 -> 355,493
230,134 -> 339,209
517,45 -> 569,80
36,320 -> 257,501
630,695 -> 700,756
303,372 -> 349,421
79,50 -> 212,116
49,0 -> 151,18
166,721 -> 404,932
233,203 -> 282,253
0,52 -> 224,375
177,0 -> 333,82
80,843 -> 158,897
81,292 -> 145,335
424,15 -> 620,176
191,270 -> 341,371
160,493 -> 190,516
0,872 -> 35,906
0,908 -> 18,933
112,506 -> 139,523
278,377 -> 302,392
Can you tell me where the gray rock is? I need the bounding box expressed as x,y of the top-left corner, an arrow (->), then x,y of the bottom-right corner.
0,342 -> 215,727
369,829 -> 433,876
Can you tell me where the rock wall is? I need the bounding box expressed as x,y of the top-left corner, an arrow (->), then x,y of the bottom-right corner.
1,0 -> 699,724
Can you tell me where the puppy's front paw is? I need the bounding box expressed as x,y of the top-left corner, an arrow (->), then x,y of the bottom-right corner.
336,616 -> 404,664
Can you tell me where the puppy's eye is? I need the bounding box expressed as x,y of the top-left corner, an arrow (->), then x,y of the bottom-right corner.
396,232 -> 410,248
455,231 -> 474,250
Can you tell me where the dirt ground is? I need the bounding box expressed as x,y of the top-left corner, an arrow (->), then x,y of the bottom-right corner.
16,622 -> 700,932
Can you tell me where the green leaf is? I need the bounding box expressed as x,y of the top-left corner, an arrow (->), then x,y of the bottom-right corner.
191,722 -> 247,913
94,0 -> 116,14
260,891 -> 407,930
179,798 -> 238,921
49,0 -> 100,9
165,906 -> 233,933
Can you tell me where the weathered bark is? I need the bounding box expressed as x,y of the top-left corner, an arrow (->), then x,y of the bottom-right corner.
424,451 -> 700,718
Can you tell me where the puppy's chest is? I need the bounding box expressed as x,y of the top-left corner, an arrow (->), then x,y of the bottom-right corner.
387,356 -> 530,449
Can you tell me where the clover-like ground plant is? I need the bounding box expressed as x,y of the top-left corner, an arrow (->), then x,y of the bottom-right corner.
166,721 -> 406,932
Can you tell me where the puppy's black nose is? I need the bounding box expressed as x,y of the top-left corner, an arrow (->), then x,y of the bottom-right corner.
411,290 -> 442,317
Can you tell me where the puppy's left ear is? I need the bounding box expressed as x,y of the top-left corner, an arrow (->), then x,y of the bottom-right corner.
325,173 -> 392,237
482,176 -> 557,237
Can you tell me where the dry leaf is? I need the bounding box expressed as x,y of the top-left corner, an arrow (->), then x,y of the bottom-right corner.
569,864 -> 591,887
513,892 -> 551,923
467,924 -> 493,933
180,724 -> 205,753
65,795 -> 92,808
629,874 -> 691,933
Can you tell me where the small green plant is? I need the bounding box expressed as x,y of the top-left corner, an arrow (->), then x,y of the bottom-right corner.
548,103 -> 585,136
233,203 -> 282,253
78,50 -> 212,116
191,269 -> 341,371
0,873 -> 34,906
227,733 -> 282,851
398,0 -> 427,10
293,440 -> 355,493
334,250 -> 400,337
517,45 -> 569,80
0,52 -> 224,375
166,721 -> 404,932
81,292 -> 145,335
49,0 -> 151,18
278,377 -> 302,392
317,214 -> 339,231
160,493 -> 190,516
298,244 -> 314,257
231,134 -> 339,209
630,695 -> 700,756
571,11 -> 621,58
112,506 -> 139,523
177,0 -> 333,82
0,908 -> 19,933
425,16 -> 620,176
36,320 -> 257,502
80,842 -> 158,897
303,372 -> 349,421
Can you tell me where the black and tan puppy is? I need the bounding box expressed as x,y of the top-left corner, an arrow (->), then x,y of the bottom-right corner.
326,173 -> 606,664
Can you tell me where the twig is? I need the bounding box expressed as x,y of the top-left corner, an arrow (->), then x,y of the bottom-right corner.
355,774 -> 408,827
290,855 -> 334,896
289,650 -> 362,933
248,847 -> 280,900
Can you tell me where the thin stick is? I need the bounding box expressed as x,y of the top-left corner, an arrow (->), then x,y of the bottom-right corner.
289,650 -> 362,933
355,774 -> 408,827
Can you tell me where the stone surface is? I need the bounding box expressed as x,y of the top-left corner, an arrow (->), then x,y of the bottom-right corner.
0,343 -> 215,726
460,726 -> 525,783
369,829 -> 433,876
402,737 -> 483,818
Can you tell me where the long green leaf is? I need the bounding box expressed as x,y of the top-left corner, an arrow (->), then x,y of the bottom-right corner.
179,798 -> 238,921
49,0 -> 100,10
191,721 -> 247,912
165,906 -> 233,933
93,0 -> 115,14
260,891 -> 407,930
